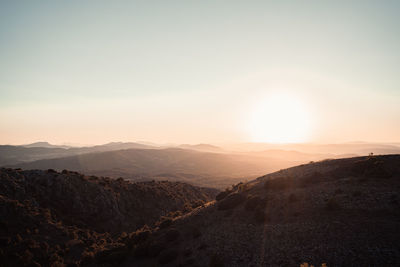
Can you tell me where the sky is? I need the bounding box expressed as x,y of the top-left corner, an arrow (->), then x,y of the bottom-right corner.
0,0 -> 399,145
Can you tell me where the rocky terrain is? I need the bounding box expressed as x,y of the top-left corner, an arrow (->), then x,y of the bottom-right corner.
0,168 -> 217,266
1,155 -> 399,267
108,155 -> 400,267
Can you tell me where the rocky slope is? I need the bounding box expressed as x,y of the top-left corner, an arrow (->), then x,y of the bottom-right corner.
112,155 -> 400,267
0,168 -> 217,266
2,155 -> 399,267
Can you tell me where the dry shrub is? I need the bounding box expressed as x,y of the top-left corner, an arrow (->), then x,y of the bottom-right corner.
158,218 -> 173,229
325,198 -> 341,211
216,191 -> 230,201
217,193 -> 245,210
157,249 -> 179,264
165,229 -> 180,242
244,196 -> 263,211
209,253 -> 224,267
254,209 -> 266,223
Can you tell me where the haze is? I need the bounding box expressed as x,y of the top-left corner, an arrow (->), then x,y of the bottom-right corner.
1,0 -> 399,145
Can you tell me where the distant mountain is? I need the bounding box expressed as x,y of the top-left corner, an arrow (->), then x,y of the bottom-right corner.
253,149 -> 358,161
0,142 -> 156,166
179,143 -> 224,153
23,141 -> 71,149
0,145 -> 69,166
226,142 -> 400,155
0,168 -> 218,266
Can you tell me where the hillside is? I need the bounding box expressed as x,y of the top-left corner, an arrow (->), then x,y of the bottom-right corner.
0,142 -> 155,166
11,148 -> 300,189
107,155 -> 400,266
0,168 -> 217,266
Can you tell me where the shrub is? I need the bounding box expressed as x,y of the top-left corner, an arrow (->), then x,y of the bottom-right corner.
47,169 -> 57,174
148,242 -> 166,257
131,228 -> 151,243
300,172 -> 322,187
253,209 -> 266,223
184,258 -> 195,265
134,242 -> 150,258
334,188 -> 343,195
217,193 -> 245,210
165,229 -> 180,242
183,203 -> 193,212
209,253 -> 224,267
157,249 -> 179,264
95,247 -> 128,264
191,200 -> 204,209
216,191 -> 230,201
190,227 -> 201,239
244,196 -> 263,211
264,177 -> 293,191
238,183 -> 251,193
325,198 -> 341,211
198,243 -> 208,250
183,248 -> 192,257
288,193 -> 297,203
158,218 -> 172,229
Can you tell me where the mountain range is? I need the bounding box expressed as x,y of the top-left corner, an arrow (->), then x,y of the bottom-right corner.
2,141 -> 400,189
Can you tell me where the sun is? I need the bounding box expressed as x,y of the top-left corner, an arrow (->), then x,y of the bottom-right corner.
247,92 -> 312,143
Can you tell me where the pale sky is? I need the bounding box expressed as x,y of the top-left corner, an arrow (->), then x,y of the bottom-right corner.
1,0 -> 399,145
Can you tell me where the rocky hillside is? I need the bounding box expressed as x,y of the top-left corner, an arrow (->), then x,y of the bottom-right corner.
111,155 -> 400,267
0,168 -> 217,266
2,155 -> 399,267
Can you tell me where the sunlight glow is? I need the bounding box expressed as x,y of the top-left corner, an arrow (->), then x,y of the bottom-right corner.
247,92 -> 312,143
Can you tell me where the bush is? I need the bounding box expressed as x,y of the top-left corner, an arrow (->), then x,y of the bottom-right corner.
190,227 -> 201,239
158,218 -> 172,229
244,196 -> 263,211
216,191 -> 230,201
148,242 -> 166,257
217,193 -> 245,210
325,198 -> 341,211
183,248 -> 192,257
131,228 -> 151,243
209,253 -> 224,267
264,177 -> 293,191
300,172 -> 322,187
165,229 -> 180,242
133,242 -> 150,258
158,249 -> 179,264
95,247 -> 128,264
288,193 -> 297,203
253,209 -> 266,223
